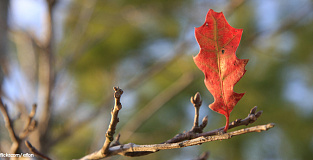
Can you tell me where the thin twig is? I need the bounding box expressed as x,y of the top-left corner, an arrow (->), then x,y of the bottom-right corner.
19,104 -> 37,139
164,106 -> 261,144
110,134 -> 121,147
57,0 -> 98,71
1,99 -> 38,155
78,87 -> 124,160
198,106 -> 263,137
101,87 -> 123,154
190,92 -> 203,132
25,141 -> 52,160
0,98 -> 20,154
164,115 -> 208,144
164,92 -> 207,144
29,0 -> 57,153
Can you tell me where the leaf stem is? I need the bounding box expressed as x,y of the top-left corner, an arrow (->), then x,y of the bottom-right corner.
224,115 -> 229,132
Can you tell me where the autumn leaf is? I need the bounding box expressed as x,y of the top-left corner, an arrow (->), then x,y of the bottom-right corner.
193,9 -> 248,132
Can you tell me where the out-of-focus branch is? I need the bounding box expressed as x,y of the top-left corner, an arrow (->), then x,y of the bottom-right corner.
193,151 -> 210,160
25,141 -> 52,160
57,0 -> 98,70
0,98 -> 20,154
244,2 -> 312,59
29,0 -> 57,152
0,99 -> 38,154
120,72 -> 195,141
19,104 -> 37,139
224,0 -> 247,16
0,0 -> 9,93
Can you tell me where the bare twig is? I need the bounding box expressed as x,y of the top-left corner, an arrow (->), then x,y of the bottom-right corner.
29,0 -> 57,153
19,104 -> 37,139
78,89 -> 275,160
164,115 -> 208,144
110,134 -> 121,147
161,106 -> 262,144
198,106 -> 263,137
101,87 -> 123,154
164,92 -> 207,144
0,99 -> 39,155
57,0 -> 98,70
0,98 -> 20,154
0,98 -> 39,155
82,123 -> 274,159
77,87 -> 124,160
190,92 -> 203,132
25,141 -> 52,160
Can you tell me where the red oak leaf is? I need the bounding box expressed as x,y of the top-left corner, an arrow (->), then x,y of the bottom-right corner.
193,9 -> 248,132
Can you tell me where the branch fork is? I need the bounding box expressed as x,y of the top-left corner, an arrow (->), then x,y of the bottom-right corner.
0,98 -> 37,154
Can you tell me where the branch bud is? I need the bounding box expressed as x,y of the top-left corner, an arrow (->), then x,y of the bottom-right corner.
200,116 -> 208,129
191,92 -> 202,107
255,111 -> 263,118
250,106 -> 257,114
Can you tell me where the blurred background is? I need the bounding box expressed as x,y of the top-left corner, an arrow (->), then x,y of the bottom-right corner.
0,0 -> 312,159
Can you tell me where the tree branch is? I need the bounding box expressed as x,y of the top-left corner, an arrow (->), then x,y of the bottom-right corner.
19,104 -> 37,139
198,106 -> 263,137
0,98 -> 20,154
0,98 -> 38,156
25,141 -> 52,160
190,92 -> 204,132
86,123 -> 274,159
77,87 -> 123,160
77,90 -> 275,160
28,0 -> 57,153
164,92 -> 207,144
101,87 -> 123,154
164,106 -> 263,144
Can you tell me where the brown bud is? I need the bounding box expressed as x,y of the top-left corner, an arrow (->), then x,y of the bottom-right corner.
200,115 -> 208,129
191,92 -> 202,107
250,106 -> 257,114
255,111 -> 263,118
